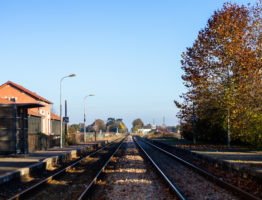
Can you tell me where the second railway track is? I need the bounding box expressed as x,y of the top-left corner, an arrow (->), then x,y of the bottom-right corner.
135,136 -> 261,200
6,135 -> 261,200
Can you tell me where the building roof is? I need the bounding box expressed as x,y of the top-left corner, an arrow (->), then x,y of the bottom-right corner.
0,97 -> 44,109
0,98 -> 15,104
28,109 -> 43,117
0,81 -> 53,104
51,113 -> 61,120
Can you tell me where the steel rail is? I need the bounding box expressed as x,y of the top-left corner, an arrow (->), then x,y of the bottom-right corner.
139,137 -> 261,200
133,136 -> 186,200
77,137 -> 127,200
8,137 -> 124,200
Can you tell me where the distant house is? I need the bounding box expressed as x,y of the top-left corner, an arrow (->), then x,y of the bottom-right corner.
138,128 -> 151,135
0,81 -> 60,135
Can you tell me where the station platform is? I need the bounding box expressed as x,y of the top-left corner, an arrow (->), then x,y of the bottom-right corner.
0,141 -> 106,185
191,148 -> 262,179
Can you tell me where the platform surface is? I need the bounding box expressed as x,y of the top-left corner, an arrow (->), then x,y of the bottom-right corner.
151,137 -> 262,179
0,142 -> 104,183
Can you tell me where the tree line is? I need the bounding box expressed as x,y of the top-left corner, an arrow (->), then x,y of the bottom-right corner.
175,2 -> 262,146
69,118 -> 128,134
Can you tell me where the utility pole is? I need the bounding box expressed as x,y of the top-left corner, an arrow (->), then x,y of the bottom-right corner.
84,104 -> 86,142
65,100 -> 68,139
162,116 -> 166,128
227,108 -> 230,147
192,102 -> 197,145
83,94 -> 94,142
227,66 -> 231,147
59,73 -> 76,148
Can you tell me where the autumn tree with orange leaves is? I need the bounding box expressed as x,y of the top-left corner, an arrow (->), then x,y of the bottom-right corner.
176,2 -> 262,146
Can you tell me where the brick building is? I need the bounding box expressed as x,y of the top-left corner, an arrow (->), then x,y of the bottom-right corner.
0,81 -> 60,135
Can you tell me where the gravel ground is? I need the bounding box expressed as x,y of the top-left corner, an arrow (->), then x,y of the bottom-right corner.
137,138 -> 240,200
90,136 -> 175,200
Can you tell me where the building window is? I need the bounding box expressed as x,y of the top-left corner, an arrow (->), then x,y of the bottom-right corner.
10,97 -> 16,102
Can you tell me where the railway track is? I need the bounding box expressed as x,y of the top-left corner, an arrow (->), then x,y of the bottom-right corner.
6,135 -> 260,200
87,135 -> 176,200
135,136 -> 261,200
7,137 -> 126,200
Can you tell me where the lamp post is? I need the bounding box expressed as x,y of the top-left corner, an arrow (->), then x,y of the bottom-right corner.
60,74 -> 76,148
83,94 -> 94,142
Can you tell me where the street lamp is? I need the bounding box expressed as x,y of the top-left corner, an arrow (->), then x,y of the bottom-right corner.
83,94 -> 94,142
60,74 -> 76,148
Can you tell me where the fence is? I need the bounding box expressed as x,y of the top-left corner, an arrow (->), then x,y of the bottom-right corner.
28,115 -> 41,134
28,134 -> 60,152
52,119 -> 60,135
67,132 -> 118,145
28,116 -> 61,135
67,133 -> 85,144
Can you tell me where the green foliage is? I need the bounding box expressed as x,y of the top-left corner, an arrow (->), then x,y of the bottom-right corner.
93,119 -> 106,132
106,118 -> 115,127
68,124 -> 80,134
83,118 -> 129,133
67,135 -> 76,145
132,118 -> 144,132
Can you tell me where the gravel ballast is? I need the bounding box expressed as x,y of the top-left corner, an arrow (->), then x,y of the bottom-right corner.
138,138 -> 240,200
91,135 -> 175,200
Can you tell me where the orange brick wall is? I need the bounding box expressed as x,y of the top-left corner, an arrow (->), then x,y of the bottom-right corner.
0,85 -> 51,135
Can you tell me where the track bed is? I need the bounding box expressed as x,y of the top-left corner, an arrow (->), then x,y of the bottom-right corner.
89,136 -> 175,200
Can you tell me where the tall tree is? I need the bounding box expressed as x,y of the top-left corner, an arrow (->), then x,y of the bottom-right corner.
132,118 -> 144,132
93,119 -> 106,132
177,2 -> 262,146
106,118 -> 115,127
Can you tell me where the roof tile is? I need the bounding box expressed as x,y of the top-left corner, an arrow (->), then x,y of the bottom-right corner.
0,81 -> 53,104
0,98 -> 15,104
51,113 -> 61,120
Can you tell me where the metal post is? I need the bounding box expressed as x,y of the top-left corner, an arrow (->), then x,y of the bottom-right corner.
60,79 -> 62,148
227,67 -> 231,147
83,94 -> 94,143
60,74 -> 76,148
65,100 -> 68,139
84,101 -> 86,142
192,102 -> 196,145
227,108 -> 230,147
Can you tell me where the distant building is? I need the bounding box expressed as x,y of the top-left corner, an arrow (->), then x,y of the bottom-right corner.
137,128 -> 152,135
0,81 -> 60,135
151,124 -> 156,130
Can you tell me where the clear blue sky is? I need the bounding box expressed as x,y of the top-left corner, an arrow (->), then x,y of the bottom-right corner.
0,0 -> 256,129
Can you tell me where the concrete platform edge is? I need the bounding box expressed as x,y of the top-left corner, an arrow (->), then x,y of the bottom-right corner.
0,143 -> 104,185
151,139 -> 262,182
